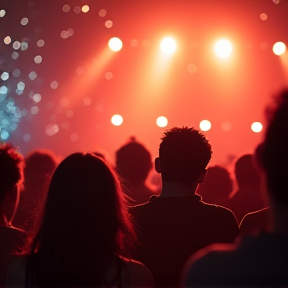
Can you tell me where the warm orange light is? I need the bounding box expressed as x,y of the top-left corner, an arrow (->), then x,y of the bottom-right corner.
82,5 -> 90,13
251,122 -> 263,133
156,116 -> 168,127
200,120 -> 211,131
273,42 -> 286,56
160,37 -> 177,55
108,37 -> 123,52
214,39 -> 233,58
111,114 -> 123,126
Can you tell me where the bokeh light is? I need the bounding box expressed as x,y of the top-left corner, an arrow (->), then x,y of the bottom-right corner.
23,134 -> 31,142
108,37 -> 123,52
99,9 -> 107,17
1,72 -> 9,81
17,82 -> 25,91
251,122 -> 263,133
50,81 -> 59,89
0,9 -> 6,17
160,37 -> 177,55
32,93 -> 41,103
74,6 -> 81,14
82,5 -> 89,13
21,17 -> 29,25
200,120 -> 212,131
34,55 -> 43,63
12,69 -> 21,77
187,63 -> 197,74
28,71 -> 37,81
222,121 -> 232,131
21,42 -> 28,51
214,39 -> 233,58
273,42 -> 286,56
131,39 -> 139,47
111,114 -> 123,126
105,20 -> 113,28
4,36 -> 11,44
105,72 -> 113,80
12,51 -> 19,59
1,130 -> 9,140
46,123 -> 59,136
13,41 -> 21,50
37,39 -> 45,47
63,4 -> 70,12
156,116 -> 168,128
260,13 -> 268,21
70,133 -> 79,141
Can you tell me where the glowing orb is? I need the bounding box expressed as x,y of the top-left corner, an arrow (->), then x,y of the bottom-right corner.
108,37 -> 123,52
214,39 -> 233,58
251,122 -> 263,133
273,42 -> 286,56
111,114 -> 123,126
200,120 -> 211,131
160,37 -> 177,55
156,116 -> 168,127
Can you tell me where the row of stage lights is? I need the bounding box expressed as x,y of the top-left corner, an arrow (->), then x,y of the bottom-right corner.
110,114 -> 263,133
108,37 -> 287,57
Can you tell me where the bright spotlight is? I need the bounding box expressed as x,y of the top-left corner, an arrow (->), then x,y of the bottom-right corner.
273,42 -> 286,56
160,37 -> 177,55
111,114 -> 123,126
200,120 -> 211,131
108,37 -> 123,52
214,39 -> 233,58
156,116 -> 168,127
251,122 -> 263,133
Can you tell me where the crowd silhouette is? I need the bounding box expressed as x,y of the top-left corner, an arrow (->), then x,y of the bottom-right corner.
1,90 -> 288,287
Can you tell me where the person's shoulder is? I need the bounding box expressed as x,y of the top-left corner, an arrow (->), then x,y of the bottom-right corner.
181,243 -> 237,287
121,257 -> 154,287
5,254 -> 27,287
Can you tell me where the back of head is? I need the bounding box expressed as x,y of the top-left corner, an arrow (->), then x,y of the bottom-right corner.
23,149 -> 58,193
116,137 -> 152,186
0,143 -> 24,204
235,154 -> 261,188
197,165 -> 233,204
27,152 -> 134,286
260,89 -> 288,207
159,127 -> 212,187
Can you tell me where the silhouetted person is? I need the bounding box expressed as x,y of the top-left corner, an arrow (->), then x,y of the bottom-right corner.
13,149 -> 59,234
240,207 -> 271,235
0,143 -> 26,286
197,165 -> 233,207
131,127 -> 239,287
6,152 -> 153,287
226,153 -> 267,223
182,90 -> 288,287
116,137 -> 156,205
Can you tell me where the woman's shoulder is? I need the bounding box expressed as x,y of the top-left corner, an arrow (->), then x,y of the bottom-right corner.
120,256 -> 154,287
5,254 -> 27,287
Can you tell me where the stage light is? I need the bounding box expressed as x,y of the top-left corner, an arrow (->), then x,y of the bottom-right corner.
273,42 -> 286,56
156,116 -> 168,127
200,120 -> 211,131
251,122 -> 263,133
160,37 -> 177,55
111,114 -> 123,126
82,5 -> 90,13
214,39 -> 233,58
108,37 -> 123,52
4,36 -> 11,44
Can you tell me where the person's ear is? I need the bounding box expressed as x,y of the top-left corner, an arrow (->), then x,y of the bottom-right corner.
197,169 -> 207,184
155,157 -> 162,174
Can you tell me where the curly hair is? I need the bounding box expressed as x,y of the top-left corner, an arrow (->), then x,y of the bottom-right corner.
0,143 -> 24,203
159,127 -> 212,187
